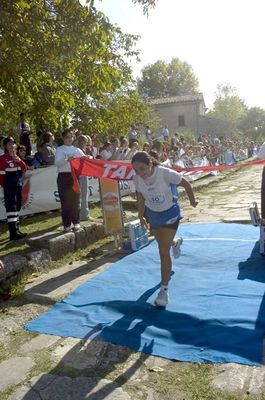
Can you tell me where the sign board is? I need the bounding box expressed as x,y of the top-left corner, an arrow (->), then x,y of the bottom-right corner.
99,178 -> 123,234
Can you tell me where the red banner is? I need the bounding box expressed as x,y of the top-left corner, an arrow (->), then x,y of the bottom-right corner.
70,158 -> 134,193
70,158 -> 265,193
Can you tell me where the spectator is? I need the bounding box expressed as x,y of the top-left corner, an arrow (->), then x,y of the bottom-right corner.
128,125 -> 138,146
99,142 -> 113,160
84,135 -> 94,157
144,125 -> 151,141
109,138 -> 120,160
161,125 -> 169,140
213,136 -> 221,146
54,131 -> 64,147
152,140 -> 167,162
115,138 -> 129,160
75,135 -> 95,221
39,132 -> 56,165
54,130 -> 86,232
125,141 -> 139,160
17,145 -> 35,169
18,113 -> 32,156
0,137 -> 27,240
257,142 -> 265,160
36,129 -> 45,152
73,129 -> 83,142
142,142 -> 151,153
91,136 -> 100,158
0,136 -> 5,156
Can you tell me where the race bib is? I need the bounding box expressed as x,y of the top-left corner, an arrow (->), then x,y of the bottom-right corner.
147,192 -> 166,204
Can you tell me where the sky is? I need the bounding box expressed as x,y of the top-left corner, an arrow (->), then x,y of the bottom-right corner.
85,0 -> 265,110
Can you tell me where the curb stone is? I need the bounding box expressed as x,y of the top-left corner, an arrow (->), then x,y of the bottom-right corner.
0,223 -> 106,287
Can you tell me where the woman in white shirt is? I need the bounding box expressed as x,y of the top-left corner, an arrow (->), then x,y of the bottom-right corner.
132,151 -> 198,307
116,138 -> 129,160
99,142 -> 113,160
54,129 -> 86,232
125,141 -> 139,161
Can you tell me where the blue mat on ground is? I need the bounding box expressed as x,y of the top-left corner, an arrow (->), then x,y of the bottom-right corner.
25,223 -> 265,365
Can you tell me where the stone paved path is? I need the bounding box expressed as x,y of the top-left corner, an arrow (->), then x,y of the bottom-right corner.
0,165 -> 265,400
181,165 -> 261,223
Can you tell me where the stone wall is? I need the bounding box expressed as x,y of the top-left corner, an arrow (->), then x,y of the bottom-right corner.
153,101 -> 201,136
0,222 -> 106,289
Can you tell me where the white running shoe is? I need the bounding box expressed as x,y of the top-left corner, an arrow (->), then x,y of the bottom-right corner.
63,226 -> 72,233
73,224 -> 81,231
87,216 -> 97,222
172,237 -> 183,259
154,290 -> 169,307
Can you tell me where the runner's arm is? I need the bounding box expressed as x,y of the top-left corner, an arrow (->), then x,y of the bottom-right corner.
178,178 -> 198,208
136,191 -> 148,229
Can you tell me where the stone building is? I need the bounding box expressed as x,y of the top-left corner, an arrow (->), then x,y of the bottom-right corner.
149,93 -> 234,138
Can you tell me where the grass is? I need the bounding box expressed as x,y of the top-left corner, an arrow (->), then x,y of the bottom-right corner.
146,362 -> 260,400
27,352 -> 55,379
0,385 -> 20,400
0,203 -> 103,258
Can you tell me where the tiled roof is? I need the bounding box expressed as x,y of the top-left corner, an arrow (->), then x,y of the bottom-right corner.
149,93 -> 205,105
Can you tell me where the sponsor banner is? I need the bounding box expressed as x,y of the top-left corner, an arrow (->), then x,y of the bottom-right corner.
0,166 -> 131,220
99,179 -> 123,234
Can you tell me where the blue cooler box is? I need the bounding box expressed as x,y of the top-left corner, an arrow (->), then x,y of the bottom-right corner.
124,219 -> 149,251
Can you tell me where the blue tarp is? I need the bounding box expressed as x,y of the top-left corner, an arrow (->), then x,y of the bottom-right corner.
25,223 -> 265,365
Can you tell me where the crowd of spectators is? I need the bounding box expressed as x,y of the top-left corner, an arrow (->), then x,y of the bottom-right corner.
0,116 -> 262,173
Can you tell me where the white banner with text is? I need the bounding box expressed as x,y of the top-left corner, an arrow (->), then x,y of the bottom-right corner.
0,166 -> 131,220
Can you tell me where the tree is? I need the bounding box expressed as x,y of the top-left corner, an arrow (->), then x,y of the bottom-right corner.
239,107 -> 265,136
132,0 -> 158,14
89,0 -> 158,15
0,0 -> 155,136
71,89 -> 159,136
137,58 -> 199,99
208,84 -> 247,124
103,90 -> 160,135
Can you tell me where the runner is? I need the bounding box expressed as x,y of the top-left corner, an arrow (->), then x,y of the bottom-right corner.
132,151 -> 198,307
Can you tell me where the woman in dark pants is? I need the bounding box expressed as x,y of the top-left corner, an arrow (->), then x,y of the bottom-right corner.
54,130 -> 86,232
0,137 -> 27,240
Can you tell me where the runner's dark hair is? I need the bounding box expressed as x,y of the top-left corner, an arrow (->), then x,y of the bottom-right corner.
131,151 -> 160,167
